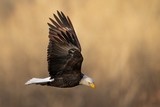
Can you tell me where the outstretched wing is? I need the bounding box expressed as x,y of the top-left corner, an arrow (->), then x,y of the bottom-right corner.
47,11 -> 83,78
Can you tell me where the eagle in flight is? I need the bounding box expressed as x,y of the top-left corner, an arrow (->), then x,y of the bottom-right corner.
25,11 -> 95,88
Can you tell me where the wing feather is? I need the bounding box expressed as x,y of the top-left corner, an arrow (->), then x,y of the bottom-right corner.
47,11 -> 83,78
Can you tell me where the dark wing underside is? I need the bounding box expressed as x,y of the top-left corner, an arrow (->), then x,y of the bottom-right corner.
47,11 -> 83,78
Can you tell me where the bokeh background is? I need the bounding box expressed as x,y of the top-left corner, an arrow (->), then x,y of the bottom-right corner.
0,0 -> 160,107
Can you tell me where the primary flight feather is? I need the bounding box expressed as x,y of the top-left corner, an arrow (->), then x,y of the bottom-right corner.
25,11 -> 95,88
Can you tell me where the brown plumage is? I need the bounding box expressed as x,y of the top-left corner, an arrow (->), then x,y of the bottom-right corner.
25,11 -> 95,88
47,11 -> 83,87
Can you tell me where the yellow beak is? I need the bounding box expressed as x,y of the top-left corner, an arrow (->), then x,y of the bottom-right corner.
89,83 -> 95,88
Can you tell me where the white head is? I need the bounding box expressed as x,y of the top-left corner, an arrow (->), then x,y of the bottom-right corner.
79,75 -> 95,88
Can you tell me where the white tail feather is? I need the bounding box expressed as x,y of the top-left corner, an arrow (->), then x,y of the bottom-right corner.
25,77 -> 54,85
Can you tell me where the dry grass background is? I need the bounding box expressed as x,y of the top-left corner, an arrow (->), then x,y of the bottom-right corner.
0,0 -> 160,107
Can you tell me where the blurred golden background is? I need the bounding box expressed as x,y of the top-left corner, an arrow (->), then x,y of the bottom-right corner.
0,0 -> 160,107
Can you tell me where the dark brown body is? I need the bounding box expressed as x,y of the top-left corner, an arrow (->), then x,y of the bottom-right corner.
47,73 -> 83,88
45,11 -> 84,88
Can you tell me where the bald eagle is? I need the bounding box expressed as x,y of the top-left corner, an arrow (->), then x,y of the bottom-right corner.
25,11 -> 95,88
